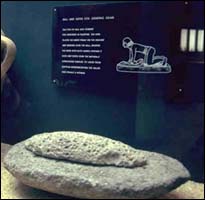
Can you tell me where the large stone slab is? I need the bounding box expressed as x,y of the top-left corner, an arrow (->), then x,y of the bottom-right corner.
3,131 -> 190,199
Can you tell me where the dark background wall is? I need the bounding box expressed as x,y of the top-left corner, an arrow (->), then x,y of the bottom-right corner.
1,1 -> 138,145
1,1 -> 204,182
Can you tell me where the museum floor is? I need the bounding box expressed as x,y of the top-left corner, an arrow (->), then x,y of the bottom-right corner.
1,143 -> 204,199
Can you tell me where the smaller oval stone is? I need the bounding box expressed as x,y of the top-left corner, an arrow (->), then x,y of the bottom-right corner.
25,131 -> 147,168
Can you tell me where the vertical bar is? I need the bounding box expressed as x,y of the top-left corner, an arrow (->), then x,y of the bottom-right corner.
189,29 -> 196,52
180,29 -> 188,51
197,30 -> 204,52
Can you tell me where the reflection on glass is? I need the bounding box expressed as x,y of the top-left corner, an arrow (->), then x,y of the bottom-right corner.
180,29 -> 188,51
197,30 -> 204,52
189,29 -> 196,52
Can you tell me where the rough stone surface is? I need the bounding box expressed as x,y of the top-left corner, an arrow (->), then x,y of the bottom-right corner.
25,131 -> 146,168
3,132 -> 191,199
161,181 -> 205,199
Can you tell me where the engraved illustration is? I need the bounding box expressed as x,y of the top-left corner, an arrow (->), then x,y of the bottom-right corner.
116,37 -> 171,73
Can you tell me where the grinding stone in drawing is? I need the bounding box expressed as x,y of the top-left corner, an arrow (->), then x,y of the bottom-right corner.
25,131 -> 146,168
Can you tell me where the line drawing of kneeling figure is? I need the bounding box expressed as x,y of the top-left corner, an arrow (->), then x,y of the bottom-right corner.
116,37 -> 171,73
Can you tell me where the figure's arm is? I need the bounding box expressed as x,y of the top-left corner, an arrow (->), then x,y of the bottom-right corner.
132,43 -> 149,62
143,47 -> 151,64
128,48 -> 133,63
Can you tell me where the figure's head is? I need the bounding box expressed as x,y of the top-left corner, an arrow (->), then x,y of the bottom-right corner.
122,37 -> 134,48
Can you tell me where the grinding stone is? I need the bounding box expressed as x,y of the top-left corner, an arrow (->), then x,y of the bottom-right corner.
25,131 -> 146,168
4,131 -> 190,199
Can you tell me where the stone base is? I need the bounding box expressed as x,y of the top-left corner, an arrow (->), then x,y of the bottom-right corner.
3,140 -> 189,199
1,143 -> 203,199
116,61 -> 171,73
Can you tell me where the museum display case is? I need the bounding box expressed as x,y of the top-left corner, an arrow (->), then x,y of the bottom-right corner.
1,1 -> 204,199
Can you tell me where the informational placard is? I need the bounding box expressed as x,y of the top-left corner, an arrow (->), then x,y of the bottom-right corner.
52,2 -> 171,88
